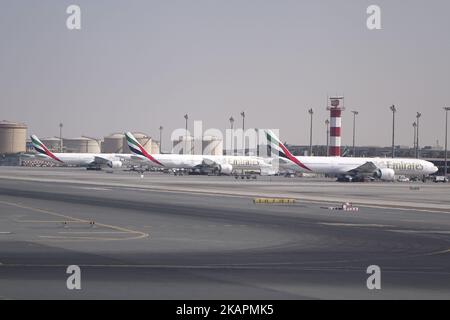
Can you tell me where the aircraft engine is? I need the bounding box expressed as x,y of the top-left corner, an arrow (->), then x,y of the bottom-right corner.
107,160 -> 123,169
374,168 -> 395,181
219,164 -> 233,175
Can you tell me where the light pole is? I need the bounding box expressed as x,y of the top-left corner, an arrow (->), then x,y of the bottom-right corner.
229,116 -> 234,155
416,112 -> 422,158
255,128 -> 259,156
184,114 -> 189,155
325,119 -> 330,156
390,105 -> 396,158
159,126 -> 163,153
444,107 -> 450,176
351,111 -> 359,157
308,108 -> 314,156
59,122 -> 63,152
241,111 -> 245,156
413,122 -> 417,157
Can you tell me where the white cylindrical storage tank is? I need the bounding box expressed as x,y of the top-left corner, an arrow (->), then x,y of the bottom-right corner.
135,133 -> 152,154
151,140 -> 160,154
103,133 -> 125,153
0,121 -> 27,154
202,136 -> 223,156
41,137 -> 62,152
172,136 -> 194,155
63,137 -> 101,153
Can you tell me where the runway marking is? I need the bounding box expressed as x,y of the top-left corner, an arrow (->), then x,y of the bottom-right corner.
387,230 -> 450,235
14,219 -> 83,223
425,248 -> 450,256
38,236 -> 137,241
0,200 -> 86,223
349,203 -> 450,215
0,200 -> 149,242
73,187 -> 111,191
155,236 -> 241,243
319,223 -> 392,228
57,231 -> 131,234
0,263 -> 448,275
0,232 -> 12,234
277,198 -> 450,215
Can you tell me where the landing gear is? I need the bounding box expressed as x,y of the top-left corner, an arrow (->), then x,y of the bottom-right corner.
336,175 -> 370,183
86,166 -> 101,171
234,174 -> 257,180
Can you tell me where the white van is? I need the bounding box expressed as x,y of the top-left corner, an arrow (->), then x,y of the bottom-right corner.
433,176 -> 449,183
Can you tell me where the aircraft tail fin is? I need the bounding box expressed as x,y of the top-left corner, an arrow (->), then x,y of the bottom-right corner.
265,130 -> 294,159
30,135 -> 63,163
265,130 -> 311,171
124,132 -> 164,166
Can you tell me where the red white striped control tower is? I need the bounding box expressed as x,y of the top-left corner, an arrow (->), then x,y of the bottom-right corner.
327,97 -> 345,157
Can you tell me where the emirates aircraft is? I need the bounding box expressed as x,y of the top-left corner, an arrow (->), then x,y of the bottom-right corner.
125,132 -> 275,176
30,135 -> 133,169
265,130 -> 438,181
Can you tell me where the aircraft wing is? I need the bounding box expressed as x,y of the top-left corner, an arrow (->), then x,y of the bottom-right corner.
93,156 -> 111,165
34,154 -> 50,159
115,154 -> 146,162
21,153 -> 39,158
185,157 -> 219,170
94,155 -> 146,165
276,157 -> 293,165
201,158 -> 219,167
348,161 -> 378,175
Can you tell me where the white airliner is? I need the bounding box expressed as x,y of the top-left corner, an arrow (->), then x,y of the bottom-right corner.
265,130 -> 438,181
125,132 -> 274,175
30,135 -> 132,169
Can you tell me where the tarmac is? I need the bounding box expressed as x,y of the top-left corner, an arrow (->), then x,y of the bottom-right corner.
0,166 -> 449,299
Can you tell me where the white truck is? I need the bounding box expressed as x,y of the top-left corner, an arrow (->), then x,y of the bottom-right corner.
433,176 -> 449,183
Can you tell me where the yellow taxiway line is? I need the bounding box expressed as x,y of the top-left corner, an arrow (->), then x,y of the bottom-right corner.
0,200 -> 148,242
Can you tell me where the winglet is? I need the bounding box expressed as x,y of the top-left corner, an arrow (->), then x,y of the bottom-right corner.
125,132 -> 164,166
265,130 -> 311,171
30,135 -> 63,163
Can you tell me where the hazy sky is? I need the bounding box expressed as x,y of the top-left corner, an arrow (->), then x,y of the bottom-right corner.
1,0 -> 449,148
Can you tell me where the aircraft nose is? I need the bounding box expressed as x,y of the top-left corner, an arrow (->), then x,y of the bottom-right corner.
432,165 -> 439,173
